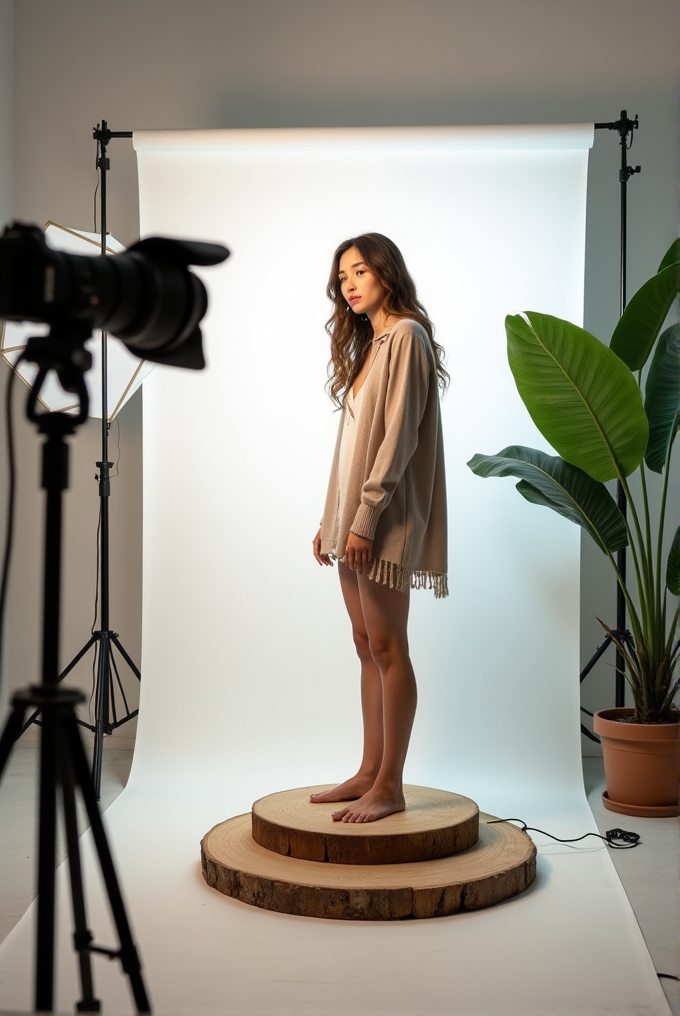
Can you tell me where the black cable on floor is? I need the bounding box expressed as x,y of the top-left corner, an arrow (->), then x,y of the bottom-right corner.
488,818 -> 641,849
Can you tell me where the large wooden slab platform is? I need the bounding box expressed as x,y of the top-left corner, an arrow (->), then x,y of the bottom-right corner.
201,787 -> 536,920
252,785 -> 479,864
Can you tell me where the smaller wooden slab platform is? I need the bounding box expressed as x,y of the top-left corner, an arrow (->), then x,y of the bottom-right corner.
252,785 -> 479,864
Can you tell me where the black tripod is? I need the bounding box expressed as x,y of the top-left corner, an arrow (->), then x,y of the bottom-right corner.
0,328 -> 150,1013
580,628 -> 638,743
20,121 -> 139,799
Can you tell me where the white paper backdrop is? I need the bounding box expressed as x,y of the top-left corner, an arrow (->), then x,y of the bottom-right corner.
1,124 -> 669,1016
131,125 -> 590,816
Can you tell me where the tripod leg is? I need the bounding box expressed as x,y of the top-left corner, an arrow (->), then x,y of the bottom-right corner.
105,640 -> 140,732
579,633 -> 612,684
110,634 -> 141,681
35,707 -> 59,1012
109,650 -> 124,722
91,632 -> 111,800
59,634 -> 99,682
108,645 -> 119,727
18,636 -> 100,739
63,710 -> 151,1014
0,699 -> 30,781
60,751 -> 101,1013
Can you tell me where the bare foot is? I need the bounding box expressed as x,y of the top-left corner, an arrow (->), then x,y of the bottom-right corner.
332,786 -> 405,823
309,774 -> 376,804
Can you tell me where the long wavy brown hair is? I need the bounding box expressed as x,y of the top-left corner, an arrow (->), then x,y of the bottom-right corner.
325,233 -> 449,407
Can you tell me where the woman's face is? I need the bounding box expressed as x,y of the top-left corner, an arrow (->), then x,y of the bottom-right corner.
338,247 -> 386,320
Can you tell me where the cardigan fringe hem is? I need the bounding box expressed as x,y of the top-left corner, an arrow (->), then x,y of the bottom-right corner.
365,557 -> 449,599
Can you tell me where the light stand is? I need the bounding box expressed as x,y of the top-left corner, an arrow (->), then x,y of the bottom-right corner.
88,121 -> 138,796
22,122 -> 140,799
0,328 -> 150,1014
581,110 -> 641,737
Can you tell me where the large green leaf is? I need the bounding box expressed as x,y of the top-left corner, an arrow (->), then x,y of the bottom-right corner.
610,261 -> 680,370
667,527 -> 680,595
506,312 -> 648,482
644,323 -> 680,472
658,239 -> 680,274
467,445 -> 628,553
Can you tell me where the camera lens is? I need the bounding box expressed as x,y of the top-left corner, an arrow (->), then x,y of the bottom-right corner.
0,223 -> 229,370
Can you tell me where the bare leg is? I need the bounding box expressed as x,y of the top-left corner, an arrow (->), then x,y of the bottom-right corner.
310,563 -> 385,804
332,572 -> 415,823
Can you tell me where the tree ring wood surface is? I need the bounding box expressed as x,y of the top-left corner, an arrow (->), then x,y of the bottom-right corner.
201,811 -> 536,921
251,785 -> 479,864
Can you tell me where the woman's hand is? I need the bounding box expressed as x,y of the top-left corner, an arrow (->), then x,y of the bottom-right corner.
344,532 -> 373,573
313,528 -> 334,567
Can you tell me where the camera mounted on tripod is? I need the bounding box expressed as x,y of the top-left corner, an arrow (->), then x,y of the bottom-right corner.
0,221 -> 230,376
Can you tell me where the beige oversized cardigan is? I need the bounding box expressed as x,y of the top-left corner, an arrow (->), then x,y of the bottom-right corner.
320,319 -> 448,598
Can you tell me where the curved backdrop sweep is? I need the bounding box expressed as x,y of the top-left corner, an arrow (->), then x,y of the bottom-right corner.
132,124 -> 591,813
2,124 -> 666,1016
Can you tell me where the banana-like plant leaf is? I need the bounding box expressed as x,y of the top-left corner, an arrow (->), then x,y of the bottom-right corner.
658,239 -> 680,274
667,527 -> 680,595
506,312 -> 648,482
645,323 -> 680,472
467,445 -> 628,553
610,261 -> 680,370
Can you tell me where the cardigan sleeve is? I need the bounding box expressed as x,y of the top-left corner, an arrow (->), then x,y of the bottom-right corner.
350,324 -> 431,540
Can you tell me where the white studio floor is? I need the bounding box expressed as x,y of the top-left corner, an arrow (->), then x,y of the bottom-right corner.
0,740 -> 676,1016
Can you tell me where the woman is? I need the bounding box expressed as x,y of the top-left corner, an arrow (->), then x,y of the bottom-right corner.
312,233 -> 448,824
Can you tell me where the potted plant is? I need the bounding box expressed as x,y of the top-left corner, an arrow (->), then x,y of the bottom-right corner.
468,241 -> 680,817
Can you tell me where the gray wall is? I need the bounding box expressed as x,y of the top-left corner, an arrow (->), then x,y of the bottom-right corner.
4,0 -> 679,749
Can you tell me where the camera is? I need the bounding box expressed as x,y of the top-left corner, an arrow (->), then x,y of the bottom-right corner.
0,222 -> 230,369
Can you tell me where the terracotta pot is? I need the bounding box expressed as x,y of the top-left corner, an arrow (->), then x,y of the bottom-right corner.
593,708 -> 680,817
